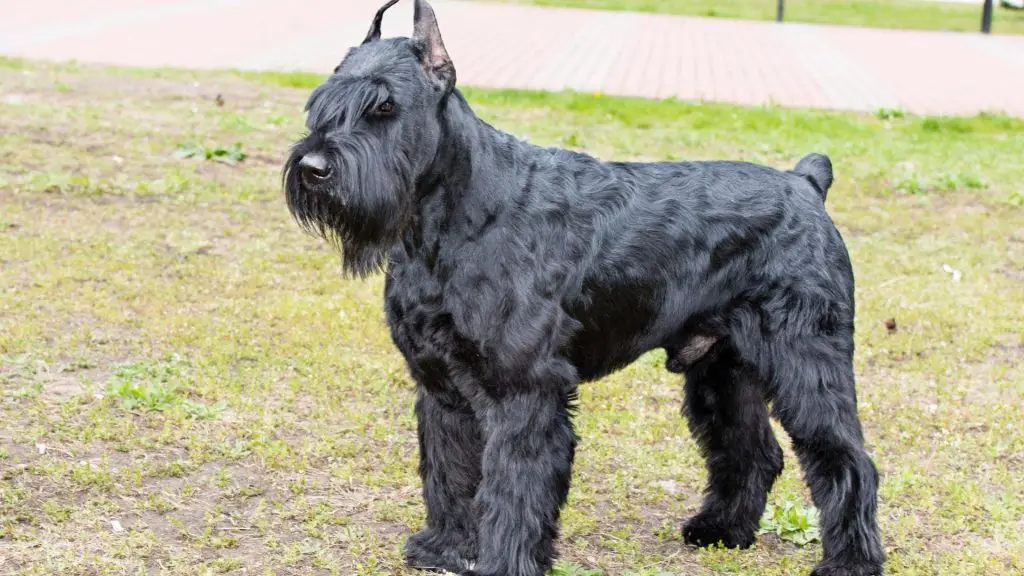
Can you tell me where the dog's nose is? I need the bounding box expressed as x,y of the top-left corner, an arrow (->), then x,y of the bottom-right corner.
299,153 -> 332,185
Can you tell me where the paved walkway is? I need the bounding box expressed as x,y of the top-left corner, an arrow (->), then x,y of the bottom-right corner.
2,0 -> 1023,116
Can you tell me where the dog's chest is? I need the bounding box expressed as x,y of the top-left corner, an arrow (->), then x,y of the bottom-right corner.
383,258 -> 472,390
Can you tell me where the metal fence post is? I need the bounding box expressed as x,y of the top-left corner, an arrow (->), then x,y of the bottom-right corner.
982,0 -> 993,33
777,0 -> 785,22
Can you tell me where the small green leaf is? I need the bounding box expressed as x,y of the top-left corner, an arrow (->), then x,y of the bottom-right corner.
173,143 -> 205,159
174,142 -> 246,164
757,499 -> 820,546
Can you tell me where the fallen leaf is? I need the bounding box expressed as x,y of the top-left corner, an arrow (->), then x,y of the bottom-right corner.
884,318 -> 898,334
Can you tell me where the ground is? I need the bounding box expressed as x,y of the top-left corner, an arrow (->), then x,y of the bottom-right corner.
0,57 -> 1022,575
485,0 -> 1024,34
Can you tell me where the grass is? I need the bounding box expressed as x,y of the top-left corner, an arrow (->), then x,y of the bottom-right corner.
1,57 -> 1022,575
485,0 -> 1024,34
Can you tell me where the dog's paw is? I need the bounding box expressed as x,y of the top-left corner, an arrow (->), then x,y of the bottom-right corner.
682,513 -> 756,549
810,562 -> 883,576
404,530 -> 476,573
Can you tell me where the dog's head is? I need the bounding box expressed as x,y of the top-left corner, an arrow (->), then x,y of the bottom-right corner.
284,0 -> 456,277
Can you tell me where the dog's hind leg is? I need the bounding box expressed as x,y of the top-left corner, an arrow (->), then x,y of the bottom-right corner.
767,334 -> 884,576
681,341 -> 784,549
405,387 -> 484,573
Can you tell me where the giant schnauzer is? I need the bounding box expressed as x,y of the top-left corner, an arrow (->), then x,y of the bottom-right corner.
282,1 -> 884,575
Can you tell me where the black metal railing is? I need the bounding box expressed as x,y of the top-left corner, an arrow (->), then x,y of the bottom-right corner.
982,0 -> 994,33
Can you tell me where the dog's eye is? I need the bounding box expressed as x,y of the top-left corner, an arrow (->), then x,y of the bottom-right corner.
375,101 -> 395,116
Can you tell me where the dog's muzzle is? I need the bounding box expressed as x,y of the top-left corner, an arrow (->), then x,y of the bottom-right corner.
298,152 -> 332,188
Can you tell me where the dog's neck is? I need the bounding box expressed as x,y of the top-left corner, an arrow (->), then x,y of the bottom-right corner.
397,90 -> 541,266
412,89 -> 539,234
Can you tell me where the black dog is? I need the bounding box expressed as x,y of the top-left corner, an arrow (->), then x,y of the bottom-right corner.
283,1 -> 884,574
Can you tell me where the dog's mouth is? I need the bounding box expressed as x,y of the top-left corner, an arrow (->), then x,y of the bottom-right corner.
304,168 -> 332,186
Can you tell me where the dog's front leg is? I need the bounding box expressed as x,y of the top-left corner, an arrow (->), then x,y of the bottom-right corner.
467,379 -> 578,576
406,386 -> 484,573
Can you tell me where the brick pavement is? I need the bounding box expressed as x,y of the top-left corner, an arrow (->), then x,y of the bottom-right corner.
1,0 -> 1023,116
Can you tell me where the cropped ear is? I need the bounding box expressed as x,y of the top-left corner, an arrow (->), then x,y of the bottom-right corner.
362,0 -> 401,45
412,0 -> 456,92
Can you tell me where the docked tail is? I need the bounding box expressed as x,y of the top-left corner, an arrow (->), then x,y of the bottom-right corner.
792,153 -> 833,201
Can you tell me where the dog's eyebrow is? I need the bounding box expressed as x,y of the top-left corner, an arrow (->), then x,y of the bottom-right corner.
348,80 -> 393,124
362,79 -> 393,108
306,79 -> 392,129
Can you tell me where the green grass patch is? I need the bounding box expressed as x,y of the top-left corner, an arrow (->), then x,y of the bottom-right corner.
0,59 -> 1022,575
174,142 -> 249,165
759,500 -> 821,546
234,69 -> 327,90
485,0 -> 1024,34
106,357 -> 186,412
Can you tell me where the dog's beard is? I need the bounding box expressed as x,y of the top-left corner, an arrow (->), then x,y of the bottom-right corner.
284,138 -> 413,278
